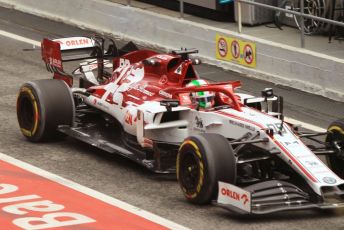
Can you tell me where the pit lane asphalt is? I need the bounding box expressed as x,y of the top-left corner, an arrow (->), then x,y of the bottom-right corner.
1,6 -> 344,230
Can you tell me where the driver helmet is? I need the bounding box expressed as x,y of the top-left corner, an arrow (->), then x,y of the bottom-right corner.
187,79 -> 215,109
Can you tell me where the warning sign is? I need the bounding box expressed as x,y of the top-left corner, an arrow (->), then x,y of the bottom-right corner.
231,40 -> 240,59
218,38 -> 228,57
243,44 -> 254,64
216,34 -> 256,68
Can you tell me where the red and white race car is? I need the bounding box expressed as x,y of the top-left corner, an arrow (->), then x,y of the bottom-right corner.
17,35 -> 344,214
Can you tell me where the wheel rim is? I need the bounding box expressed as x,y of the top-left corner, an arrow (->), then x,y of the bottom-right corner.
304,0 -> 321,33
328,129 -> 344,157
294,0 -> 325,35
180,151 -> 200,192
326,128 -> 344,178
18,94 -> 35,131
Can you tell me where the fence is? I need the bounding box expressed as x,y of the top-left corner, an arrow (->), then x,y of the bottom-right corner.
236,0 -> 344,48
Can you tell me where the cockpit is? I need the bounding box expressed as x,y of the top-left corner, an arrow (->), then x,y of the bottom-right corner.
142,53 -> 199,86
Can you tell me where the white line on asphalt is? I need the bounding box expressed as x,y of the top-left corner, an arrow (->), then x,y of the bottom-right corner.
0,152 -> 189,230
0,29 -> 328,133
0,29 -> 41,47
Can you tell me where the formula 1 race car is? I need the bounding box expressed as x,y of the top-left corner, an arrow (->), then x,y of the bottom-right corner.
16,35 -> 344,214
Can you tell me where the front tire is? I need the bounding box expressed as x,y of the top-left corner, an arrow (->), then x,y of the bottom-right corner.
17,79 -> 75,142
177,133 -> 236,204
326,119 -> 344,178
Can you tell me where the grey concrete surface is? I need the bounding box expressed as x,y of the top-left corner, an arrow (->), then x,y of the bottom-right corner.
1,6 -> 344,230
108,0 -> 344,57
1,0 -> 344,102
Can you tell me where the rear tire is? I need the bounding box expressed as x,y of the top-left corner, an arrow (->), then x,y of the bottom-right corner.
17,79 -> 75,142
177,133 -> 236,204
326,119 -> 344,178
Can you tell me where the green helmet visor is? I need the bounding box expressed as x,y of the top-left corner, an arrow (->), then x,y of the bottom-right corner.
195,95 -> 215,108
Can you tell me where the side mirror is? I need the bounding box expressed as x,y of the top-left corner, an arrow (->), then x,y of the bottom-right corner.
244,95 -> 284,119
268,96 -> 284,119
244,97 -> 263,110
160,99 -> 180,112
171,48 -> 199,60
261,88 -> 274,98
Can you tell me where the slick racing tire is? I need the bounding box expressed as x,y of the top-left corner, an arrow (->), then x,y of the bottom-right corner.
177,133 -> 236,204
326,119 -> 344,178
17,79 -> 75,142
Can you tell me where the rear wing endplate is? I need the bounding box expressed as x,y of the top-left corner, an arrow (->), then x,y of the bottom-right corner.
41,38 -> 74,86
41,36 -> 118,87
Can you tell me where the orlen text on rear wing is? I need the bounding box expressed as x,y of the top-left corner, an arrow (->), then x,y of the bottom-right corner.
41,36 -> 118,87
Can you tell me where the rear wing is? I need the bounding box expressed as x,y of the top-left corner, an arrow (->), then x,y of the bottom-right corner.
41,36 -> 119,86
42,36 -> 118,61
54,37 -> 95,51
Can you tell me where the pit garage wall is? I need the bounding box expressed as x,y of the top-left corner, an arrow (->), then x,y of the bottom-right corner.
2,0 -> 344,101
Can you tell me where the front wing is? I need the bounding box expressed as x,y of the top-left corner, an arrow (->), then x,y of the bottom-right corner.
214,180 -> 344,214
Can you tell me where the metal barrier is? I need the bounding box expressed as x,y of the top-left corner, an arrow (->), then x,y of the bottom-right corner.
236,0 -> 344,48
232,0 -> 344,48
